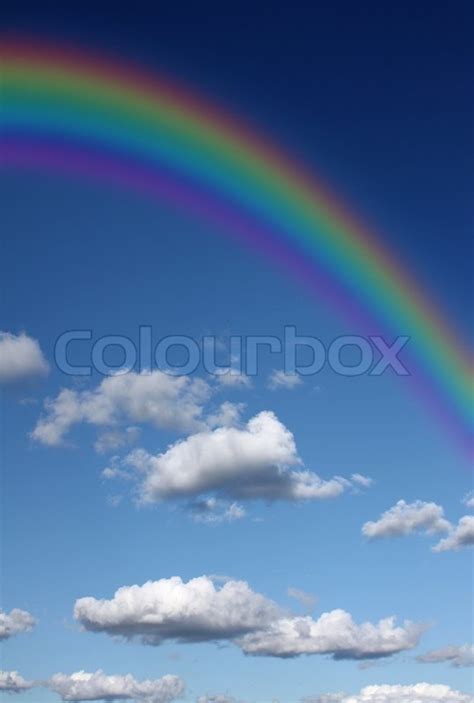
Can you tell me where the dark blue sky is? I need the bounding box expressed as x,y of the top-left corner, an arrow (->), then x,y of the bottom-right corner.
3,2 -> 473,336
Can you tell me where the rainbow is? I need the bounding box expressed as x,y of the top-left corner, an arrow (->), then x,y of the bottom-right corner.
1,38 -> 472,454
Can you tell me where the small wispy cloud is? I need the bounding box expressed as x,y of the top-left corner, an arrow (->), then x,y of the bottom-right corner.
189,498 -> 247,525
268,370 -> 302,390
287,587 -> 317,612
417,643 -> 474,668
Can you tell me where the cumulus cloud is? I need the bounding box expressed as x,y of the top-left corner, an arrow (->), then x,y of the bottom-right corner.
31,371 -> 211,446
238,610 -> 424,659
268,370 -> 302,390
362,500 -> 451,539
303,683 -> 474,703
0,671 -> 34,692
0,608 -> 36,640
48,670 -> 184,702
106,412 -> 369,505
417,644 -> 474,667
0,331 -> 49,383
74,576 -> 279,645
432,515 -> 474,552
74,576 -> 423,660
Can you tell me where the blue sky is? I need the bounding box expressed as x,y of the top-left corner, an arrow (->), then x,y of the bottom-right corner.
1,3 -> 473,703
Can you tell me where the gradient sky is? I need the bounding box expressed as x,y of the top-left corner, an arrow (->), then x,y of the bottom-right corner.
1,3 -> 473,703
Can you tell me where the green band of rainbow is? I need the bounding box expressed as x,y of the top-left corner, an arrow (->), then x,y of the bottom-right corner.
1,39 -> 472,450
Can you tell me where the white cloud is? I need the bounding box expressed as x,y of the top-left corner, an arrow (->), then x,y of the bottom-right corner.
0,671 -> 34,692
303,683 -> 473,703
31,371 -> 211,446
48,670 -> 184,702
362,500 -> 451,539
216,372 -> 252,388
189,498 -> 246,524
462,491 -> 474,509
107,412 -> 369,505
432,515 -> 474,552
0,331 -> 49,383
197,697 -> 239,703
102,456 -> 135,482
268,370 -> 302,390
74,576 -> 423,660
74,576 -> 279,645
0,608 -> 36,640
417,643 -> 474,667
206,402 -> 245,428
351,474 -> 373,488
94,426 -> 141,454
238,609 -> 424,659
